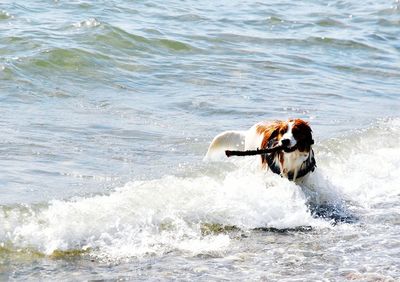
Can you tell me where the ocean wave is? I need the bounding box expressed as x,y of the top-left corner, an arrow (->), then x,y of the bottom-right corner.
314,117 -> 400,207
5,22 -> 196,77
0,118 -> 399,261
0,171 -> 326,261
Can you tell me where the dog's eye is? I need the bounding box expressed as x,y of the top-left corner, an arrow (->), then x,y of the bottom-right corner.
279,127 -> 288,135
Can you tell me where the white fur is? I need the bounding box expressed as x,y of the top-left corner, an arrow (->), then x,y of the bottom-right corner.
281,150 -> 310,181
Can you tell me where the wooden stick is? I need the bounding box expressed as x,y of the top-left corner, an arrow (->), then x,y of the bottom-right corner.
225,146 -> 284,158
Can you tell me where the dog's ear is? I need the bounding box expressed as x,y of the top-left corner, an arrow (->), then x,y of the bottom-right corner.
292,119 -> 314,151
298,133 -> 314,151
261,126 -> 280,149
269,127 -> 280,140
258,121 -> 286,149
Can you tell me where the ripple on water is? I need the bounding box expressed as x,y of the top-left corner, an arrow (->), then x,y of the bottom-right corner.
72,18 -> 101,28
306,36 -> 383,51
314,18 -> 346,27
88,24 -> 196,54
27,48 -> 110,71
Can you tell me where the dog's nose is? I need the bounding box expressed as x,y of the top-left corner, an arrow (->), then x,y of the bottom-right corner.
281,139 -> 291,147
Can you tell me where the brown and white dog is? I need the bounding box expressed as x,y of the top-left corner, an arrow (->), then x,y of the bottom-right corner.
205,119 -> 316,181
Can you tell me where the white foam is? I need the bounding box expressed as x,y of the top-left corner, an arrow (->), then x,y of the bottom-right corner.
314,118 -> 400,208
0,163 -> 326,260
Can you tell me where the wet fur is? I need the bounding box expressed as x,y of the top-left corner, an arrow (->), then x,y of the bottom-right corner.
251,119 -> 315,180
206,119 -> 316,181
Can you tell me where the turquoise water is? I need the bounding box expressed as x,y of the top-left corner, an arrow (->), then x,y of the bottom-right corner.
1,0 -> 400,280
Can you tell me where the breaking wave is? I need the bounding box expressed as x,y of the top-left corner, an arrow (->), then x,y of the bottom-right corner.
0,118 -> 399,262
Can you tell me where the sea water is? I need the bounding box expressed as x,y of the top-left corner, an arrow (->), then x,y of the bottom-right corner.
0,0 -> 399,280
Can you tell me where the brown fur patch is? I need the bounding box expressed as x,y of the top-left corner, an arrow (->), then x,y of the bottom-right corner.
291,119 -> 313,152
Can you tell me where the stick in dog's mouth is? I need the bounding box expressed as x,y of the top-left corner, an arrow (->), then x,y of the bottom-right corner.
225,145 -> 282,158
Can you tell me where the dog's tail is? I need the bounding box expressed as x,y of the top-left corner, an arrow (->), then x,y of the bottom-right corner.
204,131 -> 246,161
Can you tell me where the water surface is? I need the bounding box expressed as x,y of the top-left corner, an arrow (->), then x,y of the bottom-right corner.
0,0 -> 399,280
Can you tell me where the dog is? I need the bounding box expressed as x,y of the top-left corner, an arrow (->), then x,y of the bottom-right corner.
205,119 -> 316,181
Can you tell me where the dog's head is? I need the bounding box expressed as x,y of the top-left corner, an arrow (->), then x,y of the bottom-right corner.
278,119 -> 314,152
258,119 -> 315,180
259,119 -> 314,151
